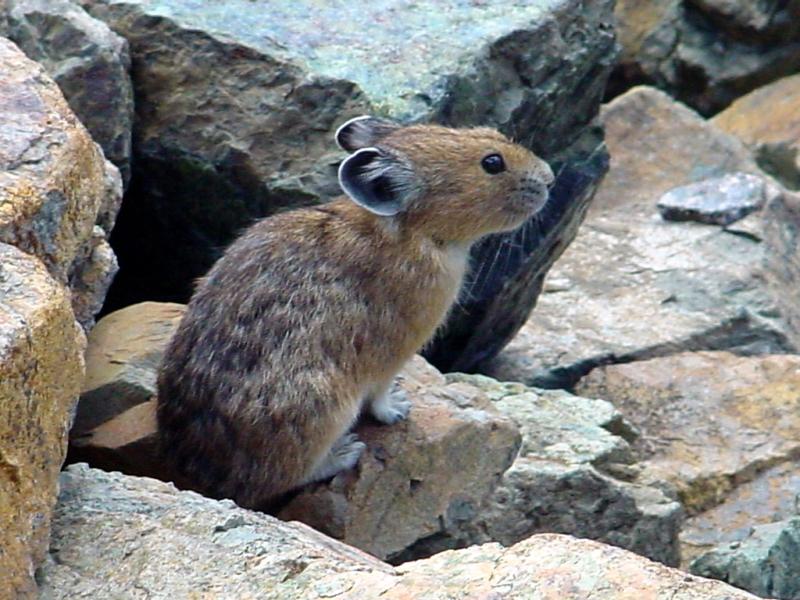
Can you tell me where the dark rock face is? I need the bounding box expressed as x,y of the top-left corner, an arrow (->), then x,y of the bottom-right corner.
609,0 -> 800,116
80,0 -> 617,371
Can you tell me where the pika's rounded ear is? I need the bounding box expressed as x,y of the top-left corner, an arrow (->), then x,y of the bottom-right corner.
338,147 -> 419,216
336,116 -> 400,152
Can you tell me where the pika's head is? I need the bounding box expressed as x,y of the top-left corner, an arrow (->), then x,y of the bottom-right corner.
336,116 -> 554,242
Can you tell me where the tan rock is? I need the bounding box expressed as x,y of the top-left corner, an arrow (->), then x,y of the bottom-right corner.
713,73 -> 800,190
575,351 -> 800,566
0,243 -> 85,598
75,301 -> 185,436
0,37 -> 122,328
39,465 -> 761,599
483,86 -> 798,389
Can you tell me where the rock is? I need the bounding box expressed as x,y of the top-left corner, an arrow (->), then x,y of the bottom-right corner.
610,0 -> 800,115
691,517 -> 800,600
278,357 -> 521,562
443,373 -> 683,566
682,461 -> 800,568
74,302 -> 185,436
657,172 -> 768,226
2,0 -> 134,186
575,351 -> 800,565
483,87 -> 800,389
0,243 -> 85,598
713,73 -> 800,190
0,37 -> 123,328
80,0 -> 616,372
39,465 -> 761,599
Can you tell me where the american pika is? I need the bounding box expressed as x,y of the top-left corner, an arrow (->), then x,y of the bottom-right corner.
157,116 -> 554,509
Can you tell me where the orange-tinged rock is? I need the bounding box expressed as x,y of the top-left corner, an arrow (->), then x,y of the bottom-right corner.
0,243 -> 85,598
713,73 -> 800,190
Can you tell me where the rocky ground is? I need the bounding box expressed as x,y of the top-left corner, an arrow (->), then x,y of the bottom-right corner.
1,0 -> 799,598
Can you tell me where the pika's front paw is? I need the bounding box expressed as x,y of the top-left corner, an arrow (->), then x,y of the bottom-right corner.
331,433 -> 367,471
370,387 -> 411,425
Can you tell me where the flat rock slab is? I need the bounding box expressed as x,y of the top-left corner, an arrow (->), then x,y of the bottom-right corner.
713,72 -> 800,190
80,0 -> 615,372
0,243 -> 85,598
38,464 -> 761,599
690,517 -> 800,600
575,351 -> 800,565
657,172 -> 768,226
483,86 -> 799,389
3,0 -> 134,185
0,37 -> 122,328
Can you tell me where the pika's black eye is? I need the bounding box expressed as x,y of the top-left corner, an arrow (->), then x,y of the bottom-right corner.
481,153 -> 505,175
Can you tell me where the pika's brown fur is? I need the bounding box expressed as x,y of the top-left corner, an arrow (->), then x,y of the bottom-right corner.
157,117 -> 553,509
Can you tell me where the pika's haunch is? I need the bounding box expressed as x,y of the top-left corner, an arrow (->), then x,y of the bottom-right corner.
157,116 -> 554,509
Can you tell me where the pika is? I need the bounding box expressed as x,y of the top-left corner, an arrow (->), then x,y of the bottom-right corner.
157,116 -> 554,509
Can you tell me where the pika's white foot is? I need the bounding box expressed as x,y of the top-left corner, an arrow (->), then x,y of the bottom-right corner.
307,433 -> 366,483
370,385 -> 411,425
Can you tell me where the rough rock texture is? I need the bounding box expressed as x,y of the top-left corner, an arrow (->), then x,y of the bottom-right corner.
279,357 -> 521,562
38,465 -> 761,599
691,517 -> 800,600
444,373 -> 683,567
609,0 -> 800,115
2,0 -> 134,185
80,0 -> 616,372
576,351 -> 800,566
0,37 -> 122,328
657,172 -> 768,225
713,73 -> 800,190
0,244 -> 85,599
483,86 -> 800,389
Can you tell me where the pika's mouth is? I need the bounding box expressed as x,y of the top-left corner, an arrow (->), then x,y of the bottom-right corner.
509,179 -> 550,216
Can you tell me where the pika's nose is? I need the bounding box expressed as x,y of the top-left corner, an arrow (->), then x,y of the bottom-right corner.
540,161 -> 555,188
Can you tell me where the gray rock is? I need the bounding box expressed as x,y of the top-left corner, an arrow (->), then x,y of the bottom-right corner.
610,0 -> 800,115
79,0 -> 616,372
690,517 -> 800,600
2,0 -> 134,186
657,172 -> 767,226
483,87 -> 800,389
424,374 -> 684,567
39,465 -> 757,599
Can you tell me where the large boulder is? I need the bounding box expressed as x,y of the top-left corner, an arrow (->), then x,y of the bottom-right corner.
2,0 -> 134,186
79,0 -> 616,371
713,73 -> 800,190
38,464 -> 761,599
0,244 -> 85,598
610,0 -> 800,115
576,351 -> 800,567
0,37 -> 122,328
483,86 -> 800,389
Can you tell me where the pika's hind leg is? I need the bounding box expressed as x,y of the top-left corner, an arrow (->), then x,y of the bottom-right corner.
303,433 -> 366,484
368,378 -> 411,425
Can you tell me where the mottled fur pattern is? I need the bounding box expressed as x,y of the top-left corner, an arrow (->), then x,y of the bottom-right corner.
157,120 -> 553,509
